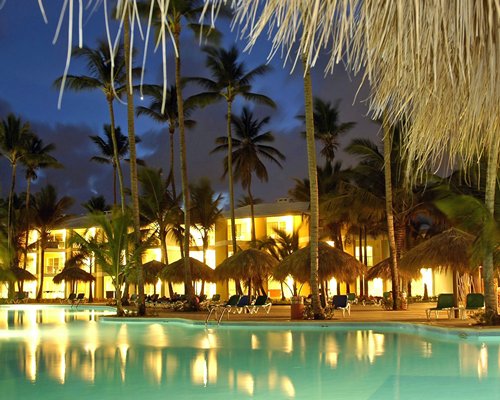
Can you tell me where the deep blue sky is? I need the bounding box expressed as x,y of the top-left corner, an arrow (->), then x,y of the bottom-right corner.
0,2 -> 379,213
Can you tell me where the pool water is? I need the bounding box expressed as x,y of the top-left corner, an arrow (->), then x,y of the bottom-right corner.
1,306 -> 499,399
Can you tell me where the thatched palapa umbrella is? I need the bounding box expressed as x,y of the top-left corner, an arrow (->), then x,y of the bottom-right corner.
275,242 -> 365,283
367,258 -> 421,281
216,248 -> 278,282
141,260 -> 168,285
161,257 -> 215,283
399,228 -> 476,275
53,267 -> 95,285
0,267 -> 37,282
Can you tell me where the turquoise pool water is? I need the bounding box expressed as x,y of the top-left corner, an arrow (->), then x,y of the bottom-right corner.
1,305 -> 500,399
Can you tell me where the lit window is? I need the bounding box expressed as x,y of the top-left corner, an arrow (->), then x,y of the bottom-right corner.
46,257 -> 63,274
355,246 -> 373,266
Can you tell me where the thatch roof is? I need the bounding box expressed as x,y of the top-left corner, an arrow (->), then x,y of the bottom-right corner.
215,249 -> 278,282
160,257 -> 215,283
399,228 -> 476,274
202,1 -> 499,176
0,267 -> 37,282
275,242 -> 365,283
366,257 -> 421,281
127,260 -> 167,285
53,267 -> 95,284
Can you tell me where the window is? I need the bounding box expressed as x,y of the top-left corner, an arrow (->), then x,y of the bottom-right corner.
266,216 -> 293,237
46,257 -> 63,274
228,219 -> 251,241
47,232 -> 65,249
355,246 -> 373,267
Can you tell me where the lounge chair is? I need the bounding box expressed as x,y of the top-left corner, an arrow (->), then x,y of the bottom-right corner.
205,294 -> 240,324
332,295 -> 351,317
246,295 -> 272,314
71,293 -> 85,309
347,293 -> 358,304
460,293 -> 485,319
61,292 -> 77,304
425,293 -> 454,319
232,295 -> 251,314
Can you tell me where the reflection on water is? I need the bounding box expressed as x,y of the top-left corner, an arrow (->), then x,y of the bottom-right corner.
1,306 -> 500,399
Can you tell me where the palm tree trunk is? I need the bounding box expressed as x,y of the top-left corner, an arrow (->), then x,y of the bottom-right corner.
36,240 -> 45,300
383,117 -> 400,310
124,8 -> 145,315
303,58 -> 323,319
160,228 -> 174,298
7,161 -> 17,254
23,177 -> 31,272
173,28 -> 195,306
483,138 -> 499,317
394,220 -> 407,292
248,184 -> 256,243
169,129 -> 177,198
112,163 -> 117,206
226,99 -> 238,254
107,100 -> 126,211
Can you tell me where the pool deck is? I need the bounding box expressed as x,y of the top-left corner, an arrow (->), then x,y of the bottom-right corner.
118,301 -> 495,330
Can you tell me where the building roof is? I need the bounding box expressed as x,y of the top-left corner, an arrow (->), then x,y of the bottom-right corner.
224,200 -> 310,219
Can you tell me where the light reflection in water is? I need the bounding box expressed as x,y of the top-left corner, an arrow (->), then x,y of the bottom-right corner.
1,306 -> 500,399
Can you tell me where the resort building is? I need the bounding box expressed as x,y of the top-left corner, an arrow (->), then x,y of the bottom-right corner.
1,198 -> 445,301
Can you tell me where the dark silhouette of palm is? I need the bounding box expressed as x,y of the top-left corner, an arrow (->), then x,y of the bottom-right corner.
297,97 -> 356,163
55,40 -> 140,208
0,113 -> 33,249
212,107 -> 284,241
21,135 -> 61,269
89,125 -> 142,205
190,45 -> 275,251
136,84 -> 196,198
32,185 -> 73,300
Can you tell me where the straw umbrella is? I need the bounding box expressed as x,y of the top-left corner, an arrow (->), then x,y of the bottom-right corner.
161,257 -> 215,283
0,267 -> 37,283
367,258 -> 421,281
275,242 -> 365,284
216,248 -> 278,296
53,267 -> 95,294
399,228 -> 477,308
399,228 -> 476,275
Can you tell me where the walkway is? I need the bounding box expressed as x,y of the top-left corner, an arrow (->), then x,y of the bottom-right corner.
135,302 -> 489,329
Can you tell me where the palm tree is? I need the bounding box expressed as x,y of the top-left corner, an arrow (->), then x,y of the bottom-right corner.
82,195 -> 111,213
344,129 -> 436,308
136,84 -> 196,198
297,97 -> 356,163
212,107 -> 285,242
0,114 -> 32,250
190,177 -> 222,296
289,161 -> 351,251
31,184 -> 73,300
21,135 -> 61,271
237,196 -> 263,208
190,177 -> 222,265
70,209 -> 148,316
137,0 -> 224,308
89,125 -> 142,205
54,40 -> 140,211
259,227 -> 300,298
120,2 -> 147,314
302,57 -> 322,319
138,167 -> 183,297
190,45 -> 275,254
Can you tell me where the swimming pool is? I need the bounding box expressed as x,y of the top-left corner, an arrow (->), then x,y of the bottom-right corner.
1,305 -> 499,399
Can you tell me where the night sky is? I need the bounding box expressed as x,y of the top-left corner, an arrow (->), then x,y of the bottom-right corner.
0,2 -> 379,214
